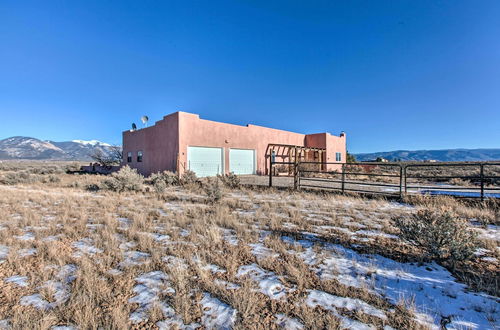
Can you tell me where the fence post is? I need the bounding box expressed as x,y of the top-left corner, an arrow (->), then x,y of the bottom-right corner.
294,159 -> 299,190
399,164 -> 403,199
341,164 -> 345,193
480,163 -> 484,202
268,156 -> 273,187
297,166 -> 301,191
403,165 -> 408,194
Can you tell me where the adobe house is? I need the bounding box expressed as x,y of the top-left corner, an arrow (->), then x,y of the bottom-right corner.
122,111 -> 346,177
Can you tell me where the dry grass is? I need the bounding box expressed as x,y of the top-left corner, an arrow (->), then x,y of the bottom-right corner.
0,162 -> 498,329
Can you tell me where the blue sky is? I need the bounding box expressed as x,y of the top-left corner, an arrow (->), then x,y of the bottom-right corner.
1,1 -> 499,153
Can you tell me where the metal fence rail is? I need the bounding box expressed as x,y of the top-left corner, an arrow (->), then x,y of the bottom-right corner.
268,160 -> 500,200
301,161 -> 404,197
404,162 -> 500,200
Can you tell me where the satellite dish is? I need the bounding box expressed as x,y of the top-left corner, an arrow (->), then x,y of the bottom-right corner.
141,115 -> 149,127
131,123 -> 137,131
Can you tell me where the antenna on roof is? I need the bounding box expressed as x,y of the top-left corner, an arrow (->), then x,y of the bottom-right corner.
141,115 -> 149,127
131,123 -> 137,131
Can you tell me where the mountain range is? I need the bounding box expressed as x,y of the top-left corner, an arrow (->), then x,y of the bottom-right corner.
354,148 -> 500,162
1,136 -> 499,162
0,136 -> 117,161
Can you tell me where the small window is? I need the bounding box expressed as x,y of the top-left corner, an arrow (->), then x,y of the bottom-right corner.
336,152 -> 342,162
127,152 -> 132,163
137,151 -> 143,162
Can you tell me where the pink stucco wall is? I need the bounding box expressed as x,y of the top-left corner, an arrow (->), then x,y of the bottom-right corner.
122,112 -> 179,175
122,111 -> 346,176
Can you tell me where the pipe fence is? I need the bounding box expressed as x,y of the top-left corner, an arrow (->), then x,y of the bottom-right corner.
268,159 -> 500,200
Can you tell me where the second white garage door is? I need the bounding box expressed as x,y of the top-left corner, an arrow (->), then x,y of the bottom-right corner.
187,146 -> 224,177
229,149 -> 256,175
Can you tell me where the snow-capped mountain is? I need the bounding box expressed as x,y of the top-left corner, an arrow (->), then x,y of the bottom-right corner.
71,140 -> 111,147
0,136 -> 118,160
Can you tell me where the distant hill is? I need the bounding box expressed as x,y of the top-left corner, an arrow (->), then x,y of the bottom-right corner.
354,148 -> 500,162
0,136 -> 118,161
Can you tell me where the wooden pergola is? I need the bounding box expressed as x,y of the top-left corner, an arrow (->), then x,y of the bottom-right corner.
266,143 -> 326,175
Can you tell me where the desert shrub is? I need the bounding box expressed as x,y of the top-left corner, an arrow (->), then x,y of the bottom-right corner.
27,166 -> 64,175
148,171 -> 179,186
85,183 -> 100,192
203,178 -> 223,204
42,174 -> 61,183
0,171 -> 37,185
0,171 -> 63,185
65,162 -> 82,173
181,170 -> 198,186
147,171 -> 180,193
67,180 -> 81,188
163,171 -> 180,185
152,179 -> 167,194
218,172 -> 240,189
102,166 -> 144,192
394,209 -> 479,264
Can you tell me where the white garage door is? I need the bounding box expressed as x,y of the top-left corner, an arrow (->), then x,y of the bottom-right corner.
187,146 -> 224,177
229,149 -> 255,175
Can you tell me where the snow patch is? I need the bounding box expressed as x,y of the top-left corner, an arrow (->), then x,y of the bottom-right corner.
72,239 -> 103,257
275,313 -> 304,329
0,319 -> 9,329
248,243 -> 279,260
0,245 -> 10,262
129,271 -> 198,329
306,289 -> 387,320
5,275 -> 29,287
285,235 -> 499,329
200,293 -> 237,329
236,264 -> 289,299
14,232 -> 35,241
306,290 -> 376,330
20,264 -> 77,310
120,251 -> 151,268
222,229 -> 238,246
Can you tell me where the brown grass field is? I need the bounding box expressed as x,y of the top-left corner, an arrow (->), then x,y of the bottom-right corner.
0,161 -> 498,329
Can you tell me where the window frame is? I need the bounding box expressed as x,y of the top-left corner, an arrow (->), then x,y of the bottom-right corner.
137,151 -> 143,162
336,152 -> 342,162
127,152 -> 132,163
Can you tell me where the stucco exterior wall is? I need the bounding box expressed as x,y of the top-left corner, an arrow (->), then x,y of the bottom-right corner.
304,133 -> 346,171
122,112 -> 179,176
325,133 -> 346,171
178,112 -> 308,175
122,111 -> 346,176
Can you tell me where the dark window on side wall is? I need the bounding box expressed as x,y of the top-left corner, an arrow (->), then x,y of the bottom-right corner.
137,151 -> 143,162
336,152 -> 341,162
127,152 -> 132,163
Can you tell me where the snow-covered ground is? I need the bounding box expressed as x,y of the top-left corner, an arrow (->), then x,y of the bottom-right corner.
0,183 -> 498,329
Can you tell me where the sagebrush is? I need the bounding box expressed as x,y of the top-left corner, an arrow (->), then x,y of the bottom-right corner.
394,209 -> 479,264
102,166 -> 144,192
203,177 -> 224,204
218,172 -> 240,188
